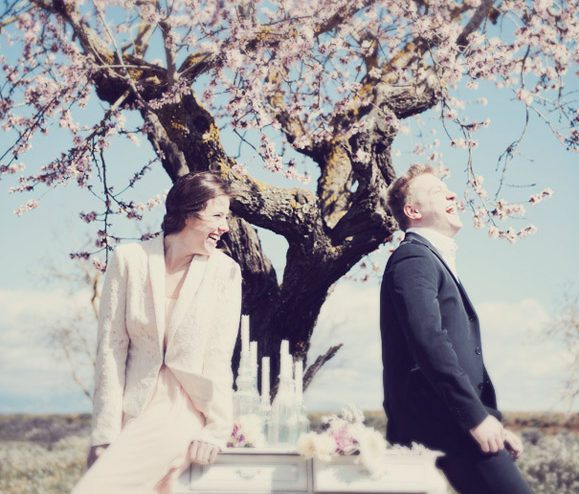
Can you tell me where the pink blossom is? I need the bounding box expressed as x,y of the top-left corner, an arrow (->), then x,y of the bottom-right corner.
92,258 -> 106,273
79,211 -> 97,223
0,0 -> 575,253
13,199 -> 39,216
529,188 -> 554,205
516,88 -> 534,106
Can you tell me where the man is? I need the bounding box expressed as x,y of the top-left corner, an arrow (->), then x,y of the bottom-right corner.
380,165 -> 532,494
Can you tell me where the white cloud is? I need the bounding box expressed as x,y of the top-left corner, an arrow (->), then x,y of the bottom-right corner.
0,284 -> 576,414
305,281 -> 383,411
0,288 -> 93,412
305,282 -> 578,413
478,299 -> 573,411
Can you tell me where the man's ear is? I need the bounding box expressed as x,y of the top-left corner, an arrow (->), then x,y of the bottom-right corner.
403,202 -> 421,221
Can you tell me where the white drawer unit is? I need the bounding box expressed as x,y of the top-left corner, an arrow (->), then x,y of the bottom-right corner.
313,453 -> 447,494
173,448 -> 447,494
174,449 -> 311,494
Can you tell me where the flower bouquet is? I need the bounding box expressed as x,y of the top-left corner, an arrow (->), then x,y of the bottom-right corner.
227,414 -> 266,448
296,406 -> 388,476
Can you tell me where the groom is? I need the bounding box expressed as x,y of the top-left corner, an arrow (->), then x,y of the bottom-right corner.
379,165 -> 532,494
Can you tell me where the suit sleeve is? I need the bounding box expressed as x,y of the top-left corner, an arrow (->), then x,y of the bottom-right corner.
388,248 -> 488,431
91,249 -> 130,446
197,261 -> 242,449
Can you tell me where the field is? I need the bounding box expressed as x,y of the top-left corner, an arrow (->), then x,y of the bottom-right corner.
0,412 -> 578,494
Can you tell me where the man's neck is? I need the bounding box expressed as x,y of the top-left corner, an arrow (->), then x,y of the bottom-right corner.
406,227 -> 459,276
407,226 -> 457,241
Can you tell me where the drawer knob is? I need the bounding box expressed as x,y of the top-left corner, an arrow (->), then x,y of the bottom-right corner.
236,468 -> 262,479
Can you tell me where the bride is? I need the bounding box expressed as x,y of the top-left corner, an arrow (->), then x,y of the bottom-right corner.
72,172 -> 242,494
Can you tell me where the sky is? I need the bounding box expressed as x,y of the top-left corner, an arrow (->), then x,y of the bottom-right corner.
1,52 -> 578,415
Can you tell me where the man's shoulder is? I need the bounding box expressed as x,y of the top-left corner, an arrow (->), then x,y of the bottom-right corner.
384,238 -> 440,278
389,237 -> 436,262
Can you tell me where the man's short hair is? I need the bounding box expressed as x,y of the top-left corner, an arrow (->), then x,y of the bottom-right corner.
386,164 -> 435,231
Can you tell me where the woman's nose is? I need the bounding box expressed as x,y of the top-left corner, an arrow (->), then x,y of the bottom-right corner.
219,219 -> 230,233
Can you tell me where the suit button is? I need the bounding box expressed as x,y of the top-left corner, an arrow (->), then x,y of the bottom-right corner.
477,383 -> 484,390
475,346 -> 482,355
469,315 -> 476,322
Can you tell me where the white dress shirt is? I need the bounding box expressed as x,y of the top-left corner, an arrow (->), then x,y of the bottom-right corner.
406,227 -> 459,277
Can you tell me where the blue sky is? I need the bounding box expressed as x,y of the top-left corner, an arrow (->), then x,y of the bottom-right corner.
1,59 -> 578,415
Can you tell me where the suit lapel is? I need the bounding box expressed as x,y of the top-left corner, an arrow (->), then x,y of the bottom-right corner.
147,235 -> 166,352
404,232 -> 477,318
166,254 -> 210,344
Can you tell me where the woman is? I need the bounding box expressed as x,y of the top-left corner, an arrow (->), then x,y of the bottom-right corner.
72,172 -> 242,494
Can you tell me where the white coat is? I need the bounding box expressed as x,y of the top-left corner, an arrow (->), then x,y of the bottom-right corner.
91,235 -> 241,449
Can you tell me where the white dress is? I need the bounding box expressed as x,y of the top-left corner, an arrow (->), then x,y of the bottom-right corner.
72,294 -> 205,494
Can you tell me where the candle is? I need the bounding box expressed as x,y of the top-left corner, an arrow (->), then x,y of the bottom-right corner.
294,359 -> 303,401
280,339 -> 289,378
261,356 -> 270,404
241,315 -> 250,355
250,341 -> 258,377
280,339 -> 289,356
280,352 -> 292,381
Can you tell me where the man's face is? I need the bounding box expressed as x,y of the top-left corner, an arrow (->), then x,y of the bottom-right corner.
406,173 -> 462,237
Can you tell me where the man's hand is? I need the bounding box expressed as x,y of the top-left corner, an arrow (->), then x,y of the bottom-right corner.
469,415 -> 504,454
87,444 -> 109,469
503,429 -> 524,460
188,440 -> 220,465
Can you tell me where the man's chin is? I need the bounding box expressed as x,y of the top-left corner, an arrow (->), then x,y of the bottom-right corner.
450,224 -> 462,236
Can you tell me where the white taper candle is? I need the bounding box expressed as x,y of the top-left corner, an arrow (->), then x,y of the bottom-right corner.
261,356 -> 270,404
241,315 -> 250,355
294,359 -> 303,400
250,341 -> 258,377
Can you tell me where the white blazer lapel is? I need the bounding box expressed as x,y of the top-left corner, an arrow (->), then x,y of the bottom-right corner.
166,254 -> 209,344
147,235 -> 166,353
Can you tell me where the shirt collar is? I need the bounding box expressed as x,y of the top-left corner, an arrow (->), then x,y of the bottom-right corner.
406,227 -> 458,274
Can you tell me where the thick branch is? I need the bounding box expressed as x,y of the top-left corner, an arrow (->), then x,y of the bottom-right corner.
316,143 -> 354,229
220,217 -> 280,314
159,19 -> 176,84
0,0 -> 31,29
378,82 -> 439,120
144,91 -> 319,242
314,0 -> 377,36
303,344 -> 343,391
179,0 -> 379,86
231,175 -> 319,241
33,0 -> 113,65
265,65 -> 320,160
140,110 -> 189,180
457,0 -> 497,48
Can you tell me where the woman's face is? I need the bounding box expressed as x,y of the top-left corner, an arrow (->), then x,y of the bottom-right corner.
184,195 -> 231,255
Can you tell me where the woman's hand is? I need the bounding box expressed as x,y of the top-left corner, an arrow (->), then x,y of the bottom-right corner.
87,444 -> 109,469
188,440 -> 220,465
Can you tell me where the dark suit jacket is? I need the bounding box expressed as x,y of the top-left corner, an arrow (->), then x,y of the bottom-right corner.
380,232 -> 501,455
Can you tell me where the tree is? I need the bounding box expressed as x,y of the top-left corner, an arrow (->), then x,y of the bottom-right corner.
1,0 -> 576,389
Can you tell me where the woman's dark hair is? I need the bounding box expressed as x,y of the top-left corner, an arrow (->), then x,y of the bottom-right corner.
161,172 -> 231,235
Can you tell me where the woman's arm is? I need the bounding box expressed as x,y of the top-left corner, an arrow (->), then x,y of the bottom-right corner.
90,249 -> 130,447
196,261 -> 242,449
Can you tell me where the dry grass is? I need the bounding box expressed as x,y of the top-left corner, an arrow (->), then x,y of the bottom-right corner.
0,412 -> 577,494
